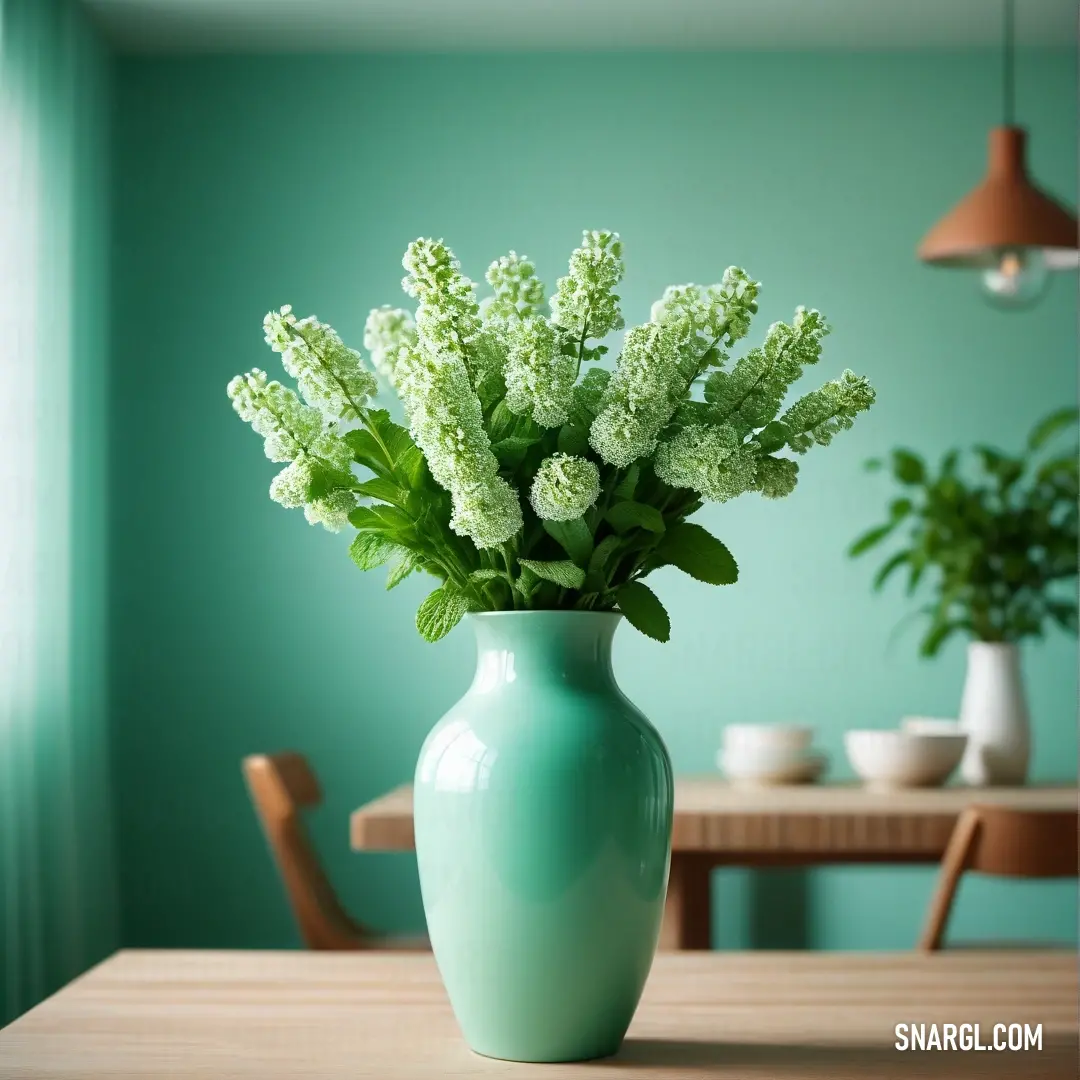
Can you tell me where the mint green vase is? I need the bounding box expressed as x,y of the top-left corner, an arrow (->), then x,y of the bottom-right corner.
414,611 -> 673,1063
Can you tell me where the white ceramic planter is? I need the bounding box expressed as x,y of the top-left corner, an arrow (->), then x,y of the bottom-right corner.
958,642 -> 1030,786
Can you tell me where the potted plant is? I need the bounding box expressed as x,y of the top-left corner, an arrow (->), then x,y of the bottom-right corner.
227,230 -> 875,1062
850,408 -> 1078,785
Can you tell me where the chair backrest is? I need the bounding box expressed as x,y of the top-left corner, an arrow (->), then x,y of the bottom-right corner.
919,805 -> 1079,951
964,805 -> 1079,878
242,752 -> 366,950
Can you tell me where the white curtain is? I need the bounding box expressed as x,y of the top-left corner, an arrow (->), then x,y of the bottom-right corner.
0,0 -> 117,1025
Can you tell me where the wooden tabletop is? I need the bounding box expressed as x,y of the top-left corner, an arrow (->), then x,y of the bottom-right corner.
351,780 -> 1078,861
2,950 -> 1075,1078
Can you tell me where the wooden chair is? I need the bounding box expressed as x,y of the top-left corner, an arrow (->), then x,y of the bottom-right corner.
919,805 -> 1079,951
242,752 -> 428,951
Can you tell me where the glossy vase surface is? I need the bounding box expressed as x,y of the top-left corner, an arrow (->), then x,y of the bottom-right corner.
414,611 -> 673,1062
958,641 -> 1031,785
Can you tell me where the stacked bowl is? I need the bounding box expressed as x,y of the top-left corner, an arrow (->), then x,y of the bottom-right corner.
717,724 -> 827,786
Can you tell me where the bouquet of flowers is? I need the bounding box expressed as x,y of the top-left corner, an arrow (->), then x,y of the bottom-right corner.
228,230 -> 876,642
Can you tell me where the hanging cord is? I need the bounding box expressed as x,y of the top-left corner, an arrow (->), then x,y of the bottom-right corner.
1003,0 -> 1015,126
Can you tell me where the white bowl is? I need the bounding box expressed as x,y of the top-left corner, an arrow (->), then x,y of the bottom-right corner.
902,716 -> 962,736
717,748 -> 827,786
722,723 -> 813,754
721,743 -> 818,772
844,730 -> 968,789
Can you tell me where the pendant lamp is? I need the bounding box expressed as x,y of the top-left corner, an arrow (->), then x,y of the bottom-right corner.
918,0 -> 1078,308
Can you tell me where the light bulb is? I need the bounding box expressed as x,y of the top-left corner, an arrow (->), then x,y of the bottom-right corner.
980,248 -> 1050,308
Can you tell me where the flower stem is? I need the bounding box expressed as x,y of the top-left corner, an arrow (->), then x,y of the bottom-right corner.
574,316 -> 590,380
501,543 -> 522,610
289,321 -> 371,421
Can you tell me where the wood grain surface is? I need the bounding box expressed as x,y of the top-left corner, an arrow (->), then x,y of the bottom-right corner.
1,950 -> 1075,1078
350,779 -> 1078,857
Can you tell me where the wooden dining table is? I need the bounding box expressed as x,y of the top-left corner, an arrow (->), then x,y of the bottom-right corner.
350,779 -> 1079,949
1,949 -> 1075,1078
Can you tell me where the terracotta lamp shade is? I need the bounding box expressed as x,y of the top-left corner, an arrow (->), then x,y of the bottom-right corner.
918,127 -> 1079,271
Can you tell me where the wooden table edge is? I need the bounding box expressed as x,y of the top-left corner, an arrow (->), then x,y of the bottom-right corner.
350,782 -> 1079,853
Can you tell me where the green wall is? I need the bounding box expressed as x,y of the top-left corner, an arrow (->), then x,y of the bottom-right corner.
0,0 -> 117,1024
111,50 -> 1077,951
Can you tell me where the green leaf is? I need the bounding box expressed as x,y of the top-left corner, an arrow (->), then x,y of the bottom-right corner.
616,581 -> 670,642
556,424 -> 591,457
673,400 -> 709,427
655,522 -> 738,585
973,444 -> 1006,470
415,585 -> 471,643
588,536 -> 622,573
568,368 -> 610,428
702,370 -> 725,405
345,429 -> 393,478
1036,454 -> 1079,484
974,445 -> 1024,489
906,553 -> 927,595
585,534 -> 623,589
891,449 -> 926,486
849,522 -> 897,557
1047,601 -> 1078,635
518,558 -> 586,590
920,618 -> 961,658
386,550 -> 422,590
486,399 -> 518,443
303,462 -> 355,502
350,532 -> 402,571
492,435 -> 542,457
1028,406 -> 1079,451
367,409 -> 420,464
863,458 -> 884,472
542,518 -> 594,565
491,436 -> 541,453
514,563 -> 539,600
755,421 -> 790,455
349,504 -> 415,534
347,412 -> 425,487
889,498 -> 913,521
613,464 -> 640,501
353,477 -> 408,508
470,568 -> 506,582
475,368 -> 507,412
605,500 -> 666,534
872,550 -> 910,591
491,435 -> 541,469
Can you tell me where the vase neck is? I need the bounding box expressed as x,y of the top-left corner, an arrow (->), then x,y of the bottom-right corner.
470,612 -> 621,692
968,641 -> 1019,666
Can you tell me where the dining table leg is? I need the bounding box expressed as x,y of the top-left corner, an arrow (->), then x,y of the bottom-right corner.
659,852 -> 713,950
